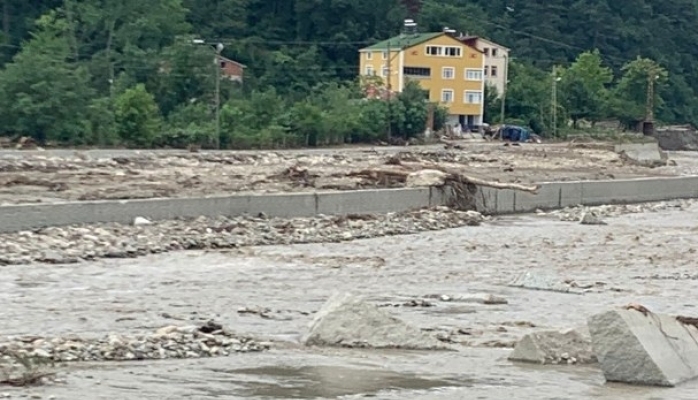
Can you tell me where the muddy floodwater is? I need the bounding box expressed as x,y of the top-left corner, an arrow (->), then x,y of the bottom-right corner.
3,205 -> 698,399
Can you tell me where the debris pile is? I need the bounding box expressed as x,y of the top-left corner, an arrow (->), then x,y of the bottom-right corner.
0,322 -> 267,363
0,208 -> 485,265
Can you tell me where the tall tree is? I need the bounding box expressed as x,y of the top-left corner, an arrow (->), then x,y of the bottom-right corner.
558,49 -> 613,128
0,12 -> 94,143
610,57 -> 668,129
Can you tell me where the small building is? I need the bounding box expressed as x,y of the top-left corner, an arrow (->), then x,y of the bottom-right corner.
218,56 -> 245,82
358,21 -> 485,129
456,35 -> 510,98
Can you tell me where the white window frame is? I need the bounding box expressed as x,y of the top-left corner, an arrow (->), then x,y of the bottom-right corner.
365,65 -> 374,76
426,45 -> 462,57
465,68 -> 483,81
464,90 -> 483,104
442,67 -> 455,79
484,66 -> 489,76
382,51 -> 388,60
441,89 -> 454,103
492,48 -> 499,57
381,65 -> 389,77
490,65 -> 498,77
366,52 -> 373,60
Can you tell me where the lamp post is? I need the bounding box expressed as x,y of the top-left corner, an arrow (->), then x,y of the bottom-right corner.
551,66 -> 561,137
193,39 -> 224,149
500,54 -> 508,125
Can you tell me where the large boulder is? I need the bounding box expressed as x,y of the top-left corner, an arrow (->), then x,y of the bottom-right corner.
588,308 -> 698,387
508,328 -> 596,365
302,293 -> 448,350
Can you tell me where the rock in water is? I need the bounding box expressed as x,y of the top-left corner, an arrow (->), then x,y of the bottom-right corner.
508,328 -> 596,365
302,293 -> 448,350
580,212 -> 606,225
133,216 -> 152,226
588,308 -> 698,387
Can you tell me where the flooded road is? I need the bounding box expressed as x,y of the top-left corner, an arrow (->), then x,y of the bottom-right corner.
2,204 -> 698,399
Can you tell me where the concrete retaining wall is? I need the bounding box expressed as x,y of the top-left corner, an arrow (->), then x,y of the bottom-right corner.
477,176 -> 698,214
1,176 -> 698,233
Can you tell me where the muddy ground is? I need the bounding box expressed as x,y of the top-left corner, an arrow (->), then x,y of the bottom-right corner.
1,204 -> 697,399
0,143 -> 692,205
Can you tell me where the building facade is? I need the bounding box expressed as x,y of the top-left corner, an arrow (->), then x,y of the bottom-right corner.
457,36 -> 509,98
217,56 -> 245,82
359,29 -> 485,128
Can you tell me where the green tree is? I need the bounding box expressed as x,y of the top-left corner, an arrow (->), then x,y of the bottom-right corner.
504,61 -> 551,134
114,83 -> 162,147
482,83 -> 500,124
610,57 -> 667,130
558,50 -> 613,128
0,12 -> 94,143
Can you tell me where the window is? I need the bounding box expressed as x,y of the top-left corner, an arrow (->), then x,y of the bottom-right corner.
484,66 -> 489,76
365,65 -> 375,76
465,69 -> 483,81
366,52 -> 373,60
426,45 -> 462,57
491,48 -> 498,57
442,67 -> 455,79
490,66 -> 498,77
484,48 -> 490,56
464,90 -> 482,104
403,67 -> 431,77
382,51 -> 388,60
382,65 -> 389,77
441,89 -> 454,103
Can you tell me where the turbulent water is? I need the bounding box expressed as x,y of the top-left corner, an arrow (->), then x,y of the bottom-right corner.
3,205 -> 698,399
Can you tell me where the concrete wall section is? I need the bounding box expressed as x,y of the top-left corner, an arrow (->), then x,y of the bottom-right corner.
2,176 -> 698,233
0,189 -> 433,233
579,176 -> 698,206
316,188 -> 430,215
473,176 -> 698,214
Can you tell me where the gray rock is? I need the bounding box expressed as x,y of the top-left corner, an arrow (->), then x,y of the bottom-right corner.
588,308 -> 698,387
580,212 -> 606,225
508,328 -> 596,365
302,293 -> 448,350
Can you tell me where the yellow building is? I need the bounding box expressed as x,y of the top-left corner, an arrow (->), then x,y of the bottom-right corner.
359,30 -> 485,128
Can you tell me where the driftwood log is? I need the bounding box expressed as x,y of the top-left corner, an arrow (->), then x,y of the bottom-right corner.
372,157 -> 540,193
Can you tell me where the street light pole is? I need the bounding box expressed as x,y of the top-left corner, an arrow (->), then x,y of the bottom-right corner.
500,54 -> 508,125
194,39 -> 224,149
551,66 -> 561,137
214,42 -> 224,149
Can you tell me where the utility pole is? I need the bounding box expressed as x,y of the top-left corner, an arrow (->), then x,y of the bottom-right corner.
214,43 -> 224,149
551,66 -> 559,137
386,40 -> 392,142
499,54 -> 508,125
643,69 -> 657,135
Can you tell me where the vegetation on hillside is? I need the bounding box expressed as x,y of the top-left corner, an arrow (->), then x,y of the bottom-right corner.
0,0 -> 687,147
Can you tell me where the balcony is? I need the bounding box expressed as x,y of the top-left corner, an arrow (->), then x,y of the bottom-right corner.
403,66 -> 431,79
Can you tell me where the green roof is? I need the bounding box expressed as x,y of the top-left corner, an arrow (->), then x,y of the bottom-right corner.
361,32 -> 444,51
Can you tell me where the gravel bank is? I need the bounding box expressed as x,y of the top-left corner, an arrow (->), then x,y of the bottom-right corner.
1,200 -> 694,266
0,208 -> 484,265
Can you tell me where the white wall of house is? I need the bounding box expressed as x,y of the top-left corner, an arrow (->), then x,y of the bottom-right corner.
469,38 -> 509,98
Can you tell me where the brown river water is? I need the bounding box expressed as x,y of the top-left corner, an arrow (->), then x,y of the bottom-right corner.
2,205 -> 698,399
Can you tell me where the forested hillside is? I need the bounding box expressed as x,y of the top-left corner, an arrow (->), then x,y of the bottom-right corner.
0,0 -> 695,148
